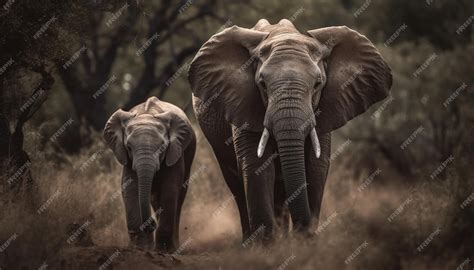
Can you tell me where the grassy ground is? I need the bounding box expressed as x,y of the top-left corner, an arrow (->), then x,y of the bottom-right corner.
0,127 -> 472,269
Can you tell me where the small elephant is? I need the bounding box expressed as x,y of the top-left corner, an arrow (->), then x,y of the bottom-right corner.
103,97 -> 196,252
188,19 -> 392,241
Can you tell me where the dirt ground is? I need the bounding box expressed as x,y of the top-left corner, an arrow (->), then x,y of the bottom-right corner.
1,133 -> 471,270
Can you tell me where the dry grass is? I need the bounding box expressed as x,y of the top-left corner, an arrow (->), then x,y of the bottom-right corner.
0,127 -> 472,269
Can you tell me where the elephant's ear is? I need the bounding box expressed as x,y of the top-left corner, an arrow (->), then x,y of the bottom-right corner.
163,112 -> 194,167
188,26 -> 269,132
103,109 -> 136,165
307,26 -> 392,133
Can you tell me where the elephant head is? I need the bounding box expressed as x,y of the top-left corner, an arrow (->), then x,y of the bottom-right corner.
103,105 -> 192,232
188,19 -> 392,229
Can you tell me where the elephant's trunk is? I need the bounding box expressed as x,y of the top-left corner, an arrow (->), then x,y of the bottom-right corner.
266,92 -> 314,230
274,117 -> 311,229
134,149 -> 157,233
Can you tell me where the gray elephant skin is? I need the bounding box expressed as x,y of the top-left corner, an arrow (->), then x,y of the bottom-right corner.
103,97 -> 196,252
188,19 -> 392,241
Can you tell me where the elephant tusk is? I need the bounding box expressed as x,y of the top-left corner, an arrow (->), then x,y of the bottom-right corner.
257,128 -> 270,158
310,128 -> 321,159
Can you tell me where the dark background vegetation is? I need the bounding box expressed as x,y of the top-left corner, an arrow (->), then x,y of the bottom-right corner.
0,0 -> 473,269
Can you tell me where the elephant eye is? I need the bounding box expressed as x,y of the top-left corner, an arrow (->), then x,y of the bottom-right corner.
314,76 -> 322,89
259,45 -> 271,58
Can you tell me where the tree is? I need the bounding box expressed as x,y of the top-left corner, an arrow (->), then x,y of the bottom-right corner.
56,0 -> 225,152
0,0 -> 129,192
340,41 -> 473,179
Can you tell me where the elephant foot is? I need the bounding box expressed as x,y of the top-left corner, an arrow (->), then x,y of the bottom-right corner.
292,226 -> 316,242
155,242 -> 175,254
129,231 -> 154,249
155,233 -> 178,253
241,224 -> 276,248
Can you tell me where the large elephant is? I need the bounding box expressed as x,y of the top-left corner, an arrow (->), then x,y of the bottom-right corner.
188,19 -> 392,241
103,97 -> 196,252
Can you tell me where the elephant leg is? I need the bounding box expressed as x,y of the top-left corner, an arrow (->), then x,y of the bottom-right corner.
216,155 -> 251,239
305,132 -> 331,228
233,127 -> 277,244
165,143 -> 193,253
154,156 -> 185,252
197,111 -> 251,240
178,135 -> 195,238
121,166 -> 154,248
